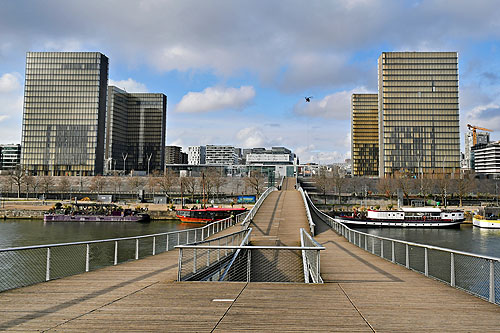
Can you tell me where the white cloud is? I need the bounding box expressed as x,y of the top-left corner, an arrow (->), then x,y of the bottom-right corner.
293,87 -> 371,120
236,127 -> 267,148
109,78 -> 148,93
175,86 -> 255,113
43,38 -> 83,52
0,72 -> 21,93
0,115 -> 8,122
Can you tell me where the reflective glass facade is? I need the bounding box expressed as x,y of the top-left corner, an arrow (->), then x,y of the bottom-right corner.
22,52 -> 108,176
378,52 -> 460,177
351,94 -> 378,176
106,86 -> 166,172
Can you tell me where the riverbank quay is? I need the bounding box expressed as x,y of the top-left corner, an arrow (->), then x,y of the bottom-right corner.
0,200 -> 254,220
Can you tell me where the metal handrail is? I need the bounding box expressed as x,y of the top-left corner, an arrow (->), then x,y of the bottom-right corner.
241,186 -> 277,229
303,190 -> 500,304
218,228 -> 253,281
278,176 -> 285,190
298,186 -> 315,236
300,228 -> 324,283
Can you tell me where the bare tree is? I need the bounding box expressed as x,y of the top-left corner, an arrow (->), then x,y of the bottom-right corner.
435,172 -> 450,207
147,172 -> 160,197
312,166 -> 332,205
332,166 -> 347,204
25,175 -> 41,198
127,176 -> 144,193
244,170 -> 266,197
9,165 -> 26,198
40,175 -> 55,196
58,176 -> 72,199
451,171 -> 475,207
183,176 -> 197,202
158,170 -> 175,199
377,177 -> 396,203
206,169 -> 224,200
89,175 -> 107,193
111,172 -> 123,194
394,171 -> 414,205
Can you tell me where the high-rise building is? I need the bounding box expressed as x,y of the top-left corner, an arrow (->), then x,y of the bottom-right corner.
0,144 -> 21,170
165,146 -> 183,164
188,146 -> 206,165
205,145 -> 238,165
105,86 -> 166,173
378,52 -> 460,177
351,93 -> 379,177
463,131 -> 490,170
22,52 -> 109,176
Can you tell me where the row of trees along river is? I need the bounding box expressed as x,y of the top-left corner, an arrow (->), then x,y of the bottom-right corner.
0,168 -> 269,201
309,166 -> 499,207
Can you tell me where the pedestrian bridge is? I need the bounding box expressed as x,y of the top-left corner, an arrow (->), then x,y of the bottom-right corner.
1,177 -> 499,331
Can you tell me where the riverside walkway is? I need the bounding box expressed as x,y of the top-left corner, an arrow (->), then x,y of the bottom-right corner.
1,180 -> 500,331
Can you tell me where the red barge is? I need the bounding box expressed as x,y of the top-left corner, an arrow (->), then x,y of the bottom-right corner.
176,207 -> 247,224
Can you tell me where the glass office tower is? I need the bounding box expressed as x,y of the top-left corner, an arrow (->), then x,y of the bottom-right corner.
105,86 -> 166,173
22,52 -> 108,176
378,52 -> 460,178
351,93 -> 378,177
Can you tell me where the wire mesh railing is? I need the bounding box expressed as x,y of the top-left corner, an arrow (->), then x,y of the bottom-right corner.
0,214 -> 243,293
304,190 -> 500,305
241,186 -> 277,230
177,228 -> 252,281
300,228 -> 323,283
177,227 -> 325,283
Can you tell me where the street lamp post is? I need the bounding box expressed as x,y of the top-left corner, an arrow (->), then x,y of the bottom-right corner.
147,153 -> 153,175
122,153 -> 128,175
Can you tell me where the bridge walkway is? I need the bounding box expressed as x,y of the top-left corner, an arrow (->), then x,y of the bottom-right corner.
249,177 -> 308,246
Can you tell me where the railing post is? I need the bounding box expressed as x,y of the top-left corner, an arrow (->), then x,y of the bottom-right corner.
391,241 -> 395,263
490,260 -> 495,303
135,239 -> 139,260
450,252 -> 455,287
46,247 -> 51,281
372,237 -> 375,254
114,241 -> 118,265
153,237 -> 156,255
381,240 -> 384,258
178,248 -> 183,281
177,232 -> 181,246
424,248 -> 429,277
217,239 -> 220,261
364,235 -> 367,251
225,237 -> 228,256
316,250 -> 321,283
247,249 -> 251,282
86,243 -> 90,272
195,229 -> 197,242
207,246 -> 211,267
166,234 -> 169,251
405,244 -> 409,269
193,248 -> 197,274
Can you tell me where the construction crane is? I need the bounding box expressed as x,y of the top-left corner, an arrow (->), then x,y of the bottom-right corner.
467,124 -> 493,146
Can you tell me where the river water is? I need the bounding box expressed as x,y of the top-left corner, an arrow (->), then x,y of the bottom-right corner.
357,224 -> 500,258
0,218 -> 196,249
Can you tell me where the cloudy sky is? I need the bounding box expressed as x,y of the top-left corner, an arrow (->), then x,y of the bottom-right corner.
1,0 -> 500,163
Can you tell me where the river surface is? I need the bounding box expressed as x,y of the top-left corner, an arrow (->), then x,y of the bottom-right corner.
356,224 -> 500,258
0,218 -> 198,249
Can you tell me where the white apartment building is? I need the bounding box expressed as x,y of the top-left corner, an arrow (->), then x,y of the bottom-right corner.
473,142 -> 500,176
205,145 -> 238,165
188,146 -> 206,165
246,153 -> 293,165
